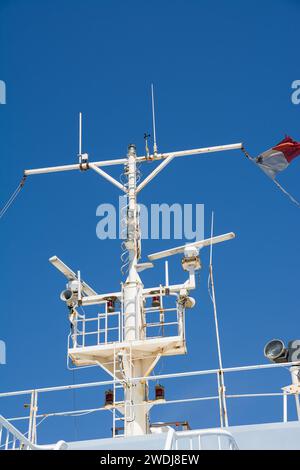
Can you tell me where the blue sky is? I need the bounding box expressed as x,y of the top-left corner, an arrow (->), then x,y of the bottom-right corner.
1,0 -> 300,443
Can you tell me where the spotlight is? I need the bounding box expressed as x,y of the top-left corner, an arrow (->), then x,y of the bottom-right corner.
60,279 -> 80,307
264,339 -> 288,363
184,296 -> 196,309
60,289 -> 75,303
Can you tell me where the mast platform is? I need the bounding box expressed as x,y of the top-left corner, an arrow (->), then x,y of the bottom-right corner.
69,335 -> 186,368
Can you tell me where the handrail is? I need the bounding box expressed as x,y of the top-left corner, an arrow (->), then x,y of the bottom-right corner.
0,415 -> 67,450
1,360 -> 299,443
1,361 -> 299,398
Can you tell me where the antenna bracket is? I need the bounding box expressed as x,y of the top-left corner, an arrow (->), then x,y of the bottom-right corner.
79,152 -> 89,171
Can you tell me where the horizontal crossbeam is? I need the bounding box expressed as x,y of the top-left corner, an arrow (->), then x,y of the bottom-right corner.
24,143 -> 243,176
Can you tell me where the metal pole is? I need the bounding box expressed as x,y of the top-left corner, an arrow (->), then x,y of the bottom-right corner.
290,366 -> 300,420
209,213 -> 228,427
165,261 -> 169,287
79,112 -> 82,156
122,144 -> 148,436
283,392 -> 288,423
151,84 -> 158,156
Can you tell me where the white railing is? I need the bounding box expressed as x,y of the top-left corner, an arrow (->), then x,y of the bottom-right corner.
69,296 -> 183,349
71,309 -> 123,347
164,428 -> 238,450
0,415 -> 67,450
1,361 -> 300,445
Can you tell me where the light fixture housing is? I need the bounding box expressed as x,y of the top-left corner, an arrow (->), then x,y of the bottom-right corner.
264,339 -> 288,363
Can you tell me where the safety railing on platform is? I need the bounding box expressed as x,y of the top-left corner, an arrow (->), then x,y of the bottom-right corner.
69,295 -> 184,348
70,309 -> 123,348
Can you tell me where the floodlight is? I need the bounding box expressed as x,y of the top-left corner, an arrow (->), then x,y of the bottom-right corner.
60,289 -> 77,307
184,296 -> 196,309
264,339 -> 288,363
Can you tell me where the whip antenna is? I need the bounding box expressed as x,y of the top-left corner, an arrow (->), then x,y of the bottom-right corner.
208,211 -> 228,428
78,112 -> 89,167
151,84 -> 158,156
79,112 -> 82,156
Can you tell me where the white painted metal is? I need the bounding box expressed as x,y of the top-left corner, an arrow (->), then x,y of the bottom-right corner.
135,262 -> 154,272
19,138 -> 243,440
2,361 -> 299,400
24,142 -> 242,175
0,415 -> 67,450
122,144 -> 149,436
89,163 -> 127,192
283,392 -> 288,423
28,390 -> 38,444
290,366 -> 300,420
165,428 -> 239,450
49,255 -> 97,296
209,213 -> 228,428
165,261 -> 169,287
2,361 -> 298,435
79,112 -> 82,156
136,155 -> 174,193
148,232 -> 236,261
151,84 -> 158,156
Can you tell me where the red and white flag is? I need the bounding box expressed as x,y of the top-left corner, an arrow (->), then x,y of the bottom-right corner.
256,135 -> 300,179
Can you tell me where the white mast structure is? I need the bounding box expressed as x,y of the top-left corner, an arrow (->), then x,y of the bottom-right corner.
24,109 -> 242,437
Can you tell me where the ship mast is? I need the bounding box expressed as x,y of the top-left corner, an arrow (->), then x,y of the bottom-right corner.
24,110 -> 242,436
123,143 -> 148,435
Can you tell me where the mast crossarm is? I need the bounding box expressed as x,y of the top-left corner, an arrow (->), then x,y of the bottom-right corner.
81,280 -> 194,307
142,142 -> 243,164
81,290 -> 122,306
23,143 -> 243,177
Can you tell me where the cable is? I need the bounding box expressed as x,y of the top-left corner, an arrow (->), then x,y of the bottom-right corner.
0,175 -> 27,220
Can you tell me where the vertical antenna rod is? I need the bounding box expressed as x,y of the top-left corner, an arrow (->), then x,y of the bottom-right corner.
151,84 -> 158,156
209,212 -> 228,427
79,112 -> 82,156
165,261 -> 169,287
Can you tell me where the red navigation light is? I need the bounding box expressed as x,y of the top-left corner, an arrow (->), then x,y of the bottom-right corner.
155,384 -> 165,400
152,296 -> 160,308
105,389 -> 114,406
107,298 -> 116,313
